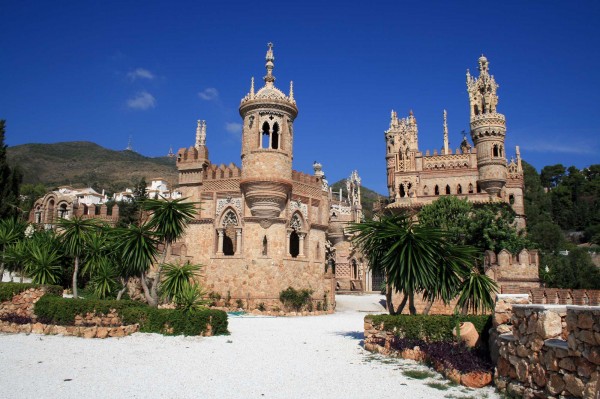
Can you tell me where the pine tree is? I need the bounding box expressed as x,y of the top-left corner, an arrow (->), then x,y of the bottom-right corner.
0,120 -> 23,219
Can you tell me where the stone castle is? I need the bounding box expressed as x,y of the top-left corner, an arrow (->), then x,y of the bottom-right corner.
384,55 -> 526,230
172,44 -> 356,309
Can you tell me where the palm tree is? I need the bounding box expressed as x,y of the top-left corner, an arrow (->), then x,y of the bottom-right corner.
349,213 -> 491,315
160,262 -> 202,302
142,197 -> 198,306
57,216 -> 100,298
114,223 -> 160,305
0,218 -> 26,282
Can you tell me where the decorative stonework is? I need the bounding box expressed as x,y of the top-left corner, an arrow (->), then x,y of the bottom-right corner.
215,197 -> 242,217
289,199 -> 308,221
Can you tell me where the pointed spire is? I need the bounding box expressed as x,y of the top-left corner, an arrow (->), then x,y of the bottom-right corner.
289,81 -> 294,101
195,120 -> 206,149
250,77 -> 255,99
264,42 -> 275,88
443,110 -> 449,154
516,145 -> 522,172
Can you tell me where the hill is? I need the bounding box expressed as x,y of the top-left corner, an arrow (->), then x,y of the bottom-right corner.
330,179 -> 385,220
7,141 -> 177,193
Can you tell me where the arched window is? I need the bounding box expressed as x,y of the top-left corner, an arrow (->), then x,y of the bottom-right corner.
221,209 -> 238,256
262,236 -> 268,256
58,203 -> 69,219
261,121 -> 270,149
434,185 -> 439,196
468,183 -> 474,194
289,230 -> 300,258
493,144 -> 499,157
474,104 -> 479,115
316,242 -> 321,260
477,183 -> 482,193
499,145 -> 504,157
509,194 -> 515,205
351,259 -> 358,280
457,184 -> 462,194
445,185 -> 451,195
423,185 -> 429,196
271,122 -> 279,150
399,184 -> 405,198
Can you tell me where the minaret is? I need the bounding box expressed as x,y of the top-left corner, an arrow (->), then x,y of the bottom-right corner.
384,109 -> 419,198
195,120 -> 207,149
467,55 -> 507,195
239,43 -> 298,220
443,110 -> 449,154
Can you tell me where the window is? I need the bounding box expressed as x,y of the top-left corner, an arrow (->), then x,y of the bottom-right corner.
271,122 -> 279,149
261,121 -> 270,149
457,184 -> 462,194
289,230 -> 299,258
445,185 -> 451,195
434,185 -> 439,196
262,236 -> 268,256
220,209 -> 239,256
468,183 -> 474,194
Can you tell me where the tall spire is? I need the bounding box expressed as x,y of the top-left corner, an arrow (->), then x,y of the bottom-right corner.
443,110 -> 449,154
195,120 -> 206,149
289,81 -> 294,101
264,42 -> 275,88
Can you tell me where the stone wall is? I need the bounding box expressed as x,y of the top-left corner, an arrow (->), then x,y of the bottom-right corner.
493,302 -> 600,398
502,285 -> 600,306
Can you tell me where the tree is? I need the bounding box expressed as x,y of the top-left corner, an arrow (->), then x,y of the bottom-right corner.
141,197 -> 199,307
546,248 -> 600,289
348,214 -> 495,315
0,120 -> 23,219
0,218 -> 26,282
528,221 -> 566,253
540,164 -> 566,189
418,196 -> 472,246
57,216 -> 100,298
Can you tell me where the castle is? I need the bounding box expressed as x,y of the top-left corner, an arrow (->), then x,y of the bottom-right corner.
172,44 -> 354,309
384,55 -> 526,230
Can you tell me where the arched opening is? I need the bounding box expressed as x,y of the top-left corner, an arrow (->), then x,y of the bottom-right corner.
58,203 -> 68,219
457,184 -> 462,194
509,194 -> 515,205
351,259 -> 358,280
289,230 -> 299,258
47,199 -> 55,223
262,236 -> 268,256
316,242 -> 321,260
468,183 -> 474,194
493,144 -> 499,157
83,204 -> 89,215
271,122 -> 279,149
399,184 -> 405,198
499,145 -> 504,157
222,228 -> 235,256
445,185 -> 451,195
477,183 -> 482,193
474,104 -> 479,115
261,121 -> 270,149
423,185 -> 428,196
434,185 -> 439,196
221,209 -> 239,256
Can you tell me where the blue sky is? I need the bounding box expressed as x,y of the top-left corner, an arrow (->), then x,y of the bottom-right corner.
2,1 -> 599,194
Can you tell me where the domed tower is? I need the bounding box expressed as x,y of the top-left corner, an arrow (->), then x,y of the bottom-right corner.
239,43 -> 298,219
467,55 -> 507,195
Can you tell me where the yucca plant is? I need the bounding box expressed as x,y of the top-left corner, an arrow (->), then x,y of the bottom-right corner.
0,218 -> 26,282
456,269 -> 498,315
175,282 -> 207,313
25,244 -> 62,284
5,239 -> 30,283
160,262 -> 202,302
90,258 -> 119,299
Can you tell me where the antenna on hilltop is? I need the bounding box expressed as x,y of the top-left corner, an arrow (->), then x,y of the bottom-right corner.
126,135 -> 134,151
168,146 -> 175,158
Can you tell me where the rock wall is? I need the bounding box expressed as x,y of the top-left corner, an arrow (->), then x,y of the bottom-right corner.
502,285 -> 600,306
0,287 -> 48,321
493,302 -> 600,398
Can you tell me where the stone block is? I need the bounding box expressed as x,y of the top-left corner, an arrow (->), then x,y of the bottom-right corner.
531,363 -> 547,387
536,311 -> 563,339
547,373 -> 565,395
578,329 -> 598,345
563,374 -> 585,397
576,357 -> 596,378
578,313 -> 594,329
558,357 -> 576,372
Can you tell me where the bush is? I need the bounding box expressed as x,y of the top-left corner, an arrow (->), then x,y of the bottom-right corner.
33,295 -> 228,336
279,287 -> 313,312
369,314 -> 491,342
0,282 -> 62,302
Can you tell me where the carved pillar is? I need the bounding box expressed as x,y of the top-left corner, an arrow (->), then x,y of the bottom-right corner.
286,231 -> 291,256
235,228 -> 242,256
216,229 -> 224,255
298,233 -> 306,257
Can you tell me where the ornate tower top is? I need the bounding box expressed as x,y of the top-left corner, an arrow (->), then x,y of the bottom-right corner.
443,110 -> 449,154
195,120 -> 207,149
466,54 -> 501,119
264,42 -> 275,87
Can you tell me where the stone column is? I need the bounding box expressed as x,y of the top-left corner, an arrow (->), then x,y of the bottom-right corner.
286,231 -> 291,256
235,228 -> 242,256
298,233 -> 306,257
216,229 -> 224,255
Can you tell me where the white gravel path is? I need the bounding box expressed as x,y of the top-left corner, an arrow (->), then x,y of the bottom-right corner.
0,294 -> 500,399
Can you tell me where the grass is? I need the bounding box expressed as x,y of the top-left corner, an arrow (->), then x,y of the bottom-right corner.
402,369 -> 436,380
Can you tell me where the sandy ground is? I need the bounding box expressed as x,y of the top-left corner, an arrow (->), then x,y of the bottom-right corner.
0,294 -> 500,399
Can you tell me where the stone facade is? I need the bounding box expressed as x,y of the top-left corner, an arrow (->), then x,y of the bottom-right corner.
384,56 -> 526,230
173,44 -> 338,310
493,302 -> 600,398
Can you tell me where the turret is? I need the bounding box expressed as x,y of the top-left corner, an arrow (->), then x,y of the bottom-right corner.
384,110 -> 419,198
467,55 -> 507,195
239,43 -> 298,219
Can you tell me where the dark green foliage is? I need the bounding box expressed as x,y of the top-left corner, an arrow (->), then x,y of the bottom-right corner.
34,294 -> 228,336
544,248 -> 600,289
279,287 -> 313,311
0,282 -> 62,302
369,314 -> 491,342
0,120 -> 23,219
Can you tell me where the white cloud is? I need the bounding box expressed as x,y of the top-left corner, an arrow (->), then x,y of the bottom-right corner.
198,88 -> 219,101
127,91 -> 156,110
520,141 -> 596,155
127,68 -> 155,81
225,122 -> 242,134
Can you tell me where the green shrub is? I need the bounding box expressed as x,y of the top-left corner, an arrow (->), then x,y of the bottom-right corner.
0,283 -> 62,302
369,314 -> 491,342
33,295 -> 228,336
279,287 -> 312,311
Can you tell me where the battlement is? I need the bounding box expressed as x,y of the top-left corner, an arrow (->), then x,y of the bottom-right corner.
484,248 -> 540,288
292,170 -> 321,187
203,163 -> 241,180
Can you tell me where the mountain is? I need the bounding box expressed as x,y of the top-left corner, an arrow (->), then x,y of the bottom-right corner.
7,141 -> 177,193
330,179 -> 385,220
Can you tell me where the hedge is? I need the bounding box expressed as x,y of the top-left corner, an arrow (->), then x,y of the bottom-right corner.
0,282 -> 63,302
34,295 -> 228,336
369,314 -> 492,343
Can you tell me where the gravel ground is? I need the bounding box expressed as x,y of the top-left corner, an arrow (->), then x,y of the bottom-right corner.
0,294 -> 500,399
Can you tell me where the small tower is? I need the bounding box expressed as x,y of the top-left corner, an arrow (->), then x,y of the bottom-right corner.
384,110 -> 419,199
176,120 -> 209,186
467,55 -> 507,195
239,43 -> 298,220
442,110 -> 449,154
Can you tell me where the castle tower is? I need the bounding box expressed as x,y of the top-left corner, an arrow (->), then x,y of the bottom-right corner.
384,110 -> 419,199
176,120 -> 209,187
239,43 -> 298,219
467,55 -> 507,195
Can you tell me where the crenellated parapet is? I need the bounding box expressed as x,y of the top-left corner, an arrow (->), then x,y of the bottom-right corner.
484,248 -> 540,288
